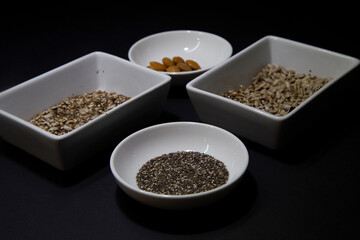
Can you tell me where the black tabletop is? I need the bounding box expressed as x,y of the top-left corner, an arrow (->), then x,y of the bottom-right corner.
1,5 -> 359,240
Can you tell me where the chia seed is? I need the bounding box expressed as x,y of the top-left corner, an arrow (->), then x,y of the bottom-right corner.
136,151 -> 229,195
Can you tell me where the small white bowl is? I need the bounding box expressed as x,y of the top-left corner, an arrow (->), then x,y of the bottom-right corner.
187,35 -> 359,149
128,30 -> 233,86
110,122 -> 249,209
0,52 -> 171,170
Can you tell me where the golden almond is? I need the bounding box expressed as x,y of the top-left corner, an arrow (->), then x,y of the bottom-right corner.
186,59 -> 201,70
166,65 -> 181,72
177,62 -> 192,71
162,57 -> 175,67
173,56 -> 185,64
149,61 -> 166,71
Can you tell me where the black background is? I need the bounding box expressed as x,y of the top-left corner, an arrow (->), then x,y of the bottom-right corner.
1,4 -> 359,240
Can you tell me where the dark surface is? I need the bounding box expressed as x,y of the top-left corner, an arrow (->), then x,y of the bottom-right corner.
1,5 -> 359,240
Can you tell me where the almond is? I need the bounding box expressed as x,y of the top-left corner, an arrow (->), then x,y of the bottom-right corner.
149,61 -> 166,71
185,59 -> 201,70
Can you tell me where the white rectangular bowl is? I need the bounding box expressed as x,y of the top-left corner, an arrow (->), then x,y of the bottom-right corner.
0,52 -> 171,170
186,36 -> 359,149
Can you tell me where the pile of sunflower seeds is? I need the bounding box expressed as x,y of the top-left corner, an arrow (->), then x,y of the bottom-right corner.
136,151 -> 229,195
222,64 -> 331,116
29,90 -> 130,135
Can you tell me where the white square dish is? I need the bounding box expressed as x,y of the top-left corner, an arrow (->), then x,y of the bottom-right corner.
186,36 -> 359,149
0,52 -> 171,170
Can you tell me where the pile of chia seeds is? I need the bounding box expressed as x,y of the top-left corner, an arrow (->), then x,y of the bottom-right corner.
136,151 -> 229,195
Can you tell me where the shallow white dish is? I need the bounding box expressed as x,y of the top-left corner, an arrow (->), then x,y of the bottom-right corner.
187,35 -> 359,149
128,30 -> 233,86
0,51 -> 171,170
110,121 -> 249,209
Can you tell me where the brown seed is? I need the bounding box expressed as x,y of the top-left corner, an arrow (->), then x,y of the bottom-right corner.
162,57 -> 174,67
173,56 -> 185,64
148,61 -> 166,71
166,65 -> 181,72
186,59 -> 201,70
177,62 -> 192,71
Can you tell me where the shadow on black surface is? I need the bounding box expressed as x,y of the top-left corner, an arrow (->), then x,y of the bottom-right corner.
240,133 -> 326,166
167,84 -> 190,99
241,117 -> 348,166
243,110 -> 359,167
0,138 -> 113,187
116,171 -> 257,234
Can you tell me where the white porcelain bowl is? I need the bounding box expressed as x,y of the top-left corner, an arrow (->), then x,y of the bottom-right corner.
128,30 -> 232,86
187,35 -> 359,149
0,52 -> 171,170
110,122 -> 249,209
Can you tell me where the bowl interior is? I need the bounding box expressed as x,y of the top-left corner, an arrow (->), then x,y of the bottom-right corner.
111,122 -> 248,192
128,30 -> 233,74
0,52 -> 170,122
190,35 -> 359,98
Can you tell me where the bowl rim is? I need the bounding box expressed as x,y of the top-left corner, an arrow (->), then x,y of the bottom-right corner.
0,51 -> 172,140
128,30 -> 233,76
110,121 -> 249,200
186,35 -> 360,121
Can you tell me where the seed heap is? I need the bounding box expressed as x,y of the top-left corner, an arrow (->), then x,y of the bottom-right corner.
222,64 -> 330,116
29,90 -> 130,135
136,151 -> 229,195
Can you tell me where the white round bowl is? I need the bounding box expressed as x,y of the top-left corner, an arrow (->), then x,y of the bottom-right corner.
128,30 -> 233,86
110,122 -> 248,209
